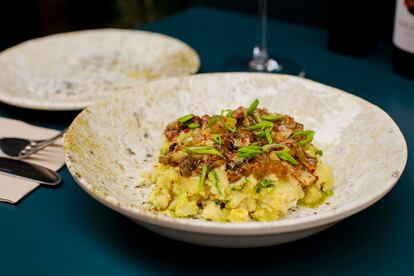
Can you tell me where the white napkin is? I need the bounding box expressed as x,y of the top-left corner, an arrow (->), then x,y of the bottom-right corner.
0,117 -> 65,203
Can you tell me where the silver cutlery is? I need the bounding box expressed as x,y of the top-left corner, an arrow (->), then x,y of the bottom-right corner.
0,157 -> 61,185
0,128 -> 67,160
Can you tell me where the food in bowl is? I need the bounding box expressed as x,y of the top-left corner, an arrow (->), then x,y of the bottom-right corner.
146,99 -> 334,222
64,73 -> 407,247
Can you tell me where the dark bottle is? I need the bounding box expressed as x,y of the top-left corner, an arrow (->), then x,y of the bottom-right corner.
328,1 -> 378,56
392,0 -> 414,79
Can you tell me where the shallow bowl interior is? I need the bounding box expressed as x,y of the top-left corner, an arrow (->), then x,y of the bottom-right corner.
64,73 -> 407,235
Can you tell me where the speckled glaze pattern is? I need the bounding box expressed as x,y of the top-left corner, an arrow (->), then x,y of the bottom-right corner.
0,29 -> 200,110
64,73 -> 407,246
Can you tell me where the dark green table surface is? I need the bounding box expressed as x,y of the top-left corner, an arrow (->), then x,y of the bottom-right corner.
1,6 -> 413,275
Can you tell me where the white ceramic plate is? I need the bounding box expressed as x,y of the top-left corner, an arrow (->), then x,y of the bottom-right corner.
0,29 -> 200,111
64,73 -> 407,247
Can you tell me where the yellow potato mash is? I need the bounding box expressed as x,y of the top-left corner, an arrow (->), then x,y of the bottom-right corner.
146,99 -> 334,222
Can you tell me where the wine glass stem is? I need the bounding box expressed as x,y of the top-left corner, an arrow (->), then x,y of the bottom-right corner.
251,0 -> 273,68
249,0 -> 303,75
258,0 -> 268,56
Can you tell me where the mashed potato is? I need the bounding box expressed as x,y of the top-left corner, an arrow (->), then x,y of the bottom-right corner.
148,160 -> 333,222
146,99 -> 334,222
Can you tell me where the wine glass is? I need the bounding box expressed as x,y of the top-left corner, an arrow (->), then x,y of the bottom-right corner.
248,0 -> 304,76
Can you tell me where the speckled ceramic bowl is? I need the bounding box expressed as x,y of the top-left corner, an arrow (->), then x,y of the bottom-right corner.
0,29 -> 199,110
64,73 -> 407,248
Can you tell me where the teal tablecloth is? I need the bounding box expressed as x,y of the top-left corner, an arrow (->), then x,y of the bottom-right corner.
1,6 -> 413,275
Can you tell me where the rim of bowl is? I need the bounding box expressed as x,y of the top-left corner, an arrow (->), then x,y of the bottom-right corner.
64,72 -> 408,236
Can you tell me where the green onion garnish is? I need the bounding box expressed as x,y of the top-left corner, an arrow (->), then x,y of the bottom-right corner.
255,131 -> 266,138
277,151 -> 298,166
220,109 -> 233,117
246,121 -> 273,131
183,146 -> 224,158
246,99 -> 259,115
188,123 -> 200,129
291,130 -> 315,146
260,179 -> 276,188
262,143 -> 288,153
199,164 -> 208,189
211,170 -> 222,196
265,127 -> 273,144
261,114 -> 286,122
231,183 -> 246,192
212,134 -> 222,145
178,114 -> 194,123
239,146 -> 264,151
250,141 -> 262,146
231,185 -> 244,191
261,143 -> 298,165
237,146 -> 264,158
237,143 -> 298,165
221,117 -> 237,132
315,149 -> 323,156
232,178 -> 250,191
256,179 -> 276,193
208,116 -> 217,128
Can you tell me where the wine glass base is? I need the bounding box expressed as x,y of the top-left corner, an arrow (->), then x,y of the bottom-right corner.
248,56 -> 305,77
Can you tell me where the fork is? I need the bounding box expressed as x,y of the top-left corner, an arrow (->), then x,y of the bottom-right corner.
0,128 -> 67,160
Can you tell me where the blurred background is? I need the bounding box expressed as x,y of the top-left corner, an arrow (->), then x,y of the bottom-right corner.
0,0 -> 396,51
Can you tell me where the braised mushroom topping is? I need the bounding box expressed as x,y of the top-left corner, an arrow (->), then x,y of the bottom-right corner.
159,99 -> 323,186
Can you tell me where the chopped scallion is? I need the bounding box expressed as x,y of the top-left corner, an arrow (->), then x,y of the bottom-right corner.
256,179 -> 276,193
220,109 -> 233,117
221,116 -> 237,132
261,114 -> 286,122
184,146 -> 224,158
277,151 -> 298,166
231,179 -> 247,191
260,179 -> 276,188
199,164 -> 208,189
250,141 -> 262,146
177,114 -> 193,123
211,170 -> 222,196
212,134 -> 222,145
246,121 -> 273,131
237,146 -> 264,158
246,99 -> 259,115
262,143 -> 288,153
315,149 -> 323,156
255,130 -> 266,138
188,123 -> 200,129
241,145 -> 263,150
208,116 -> 217,128
265,127 -> 273,144
291,130 -> 315,146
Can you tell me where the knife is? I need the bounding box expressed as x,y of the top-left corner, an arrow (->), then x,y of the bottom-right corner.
0,157 -> 61,185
